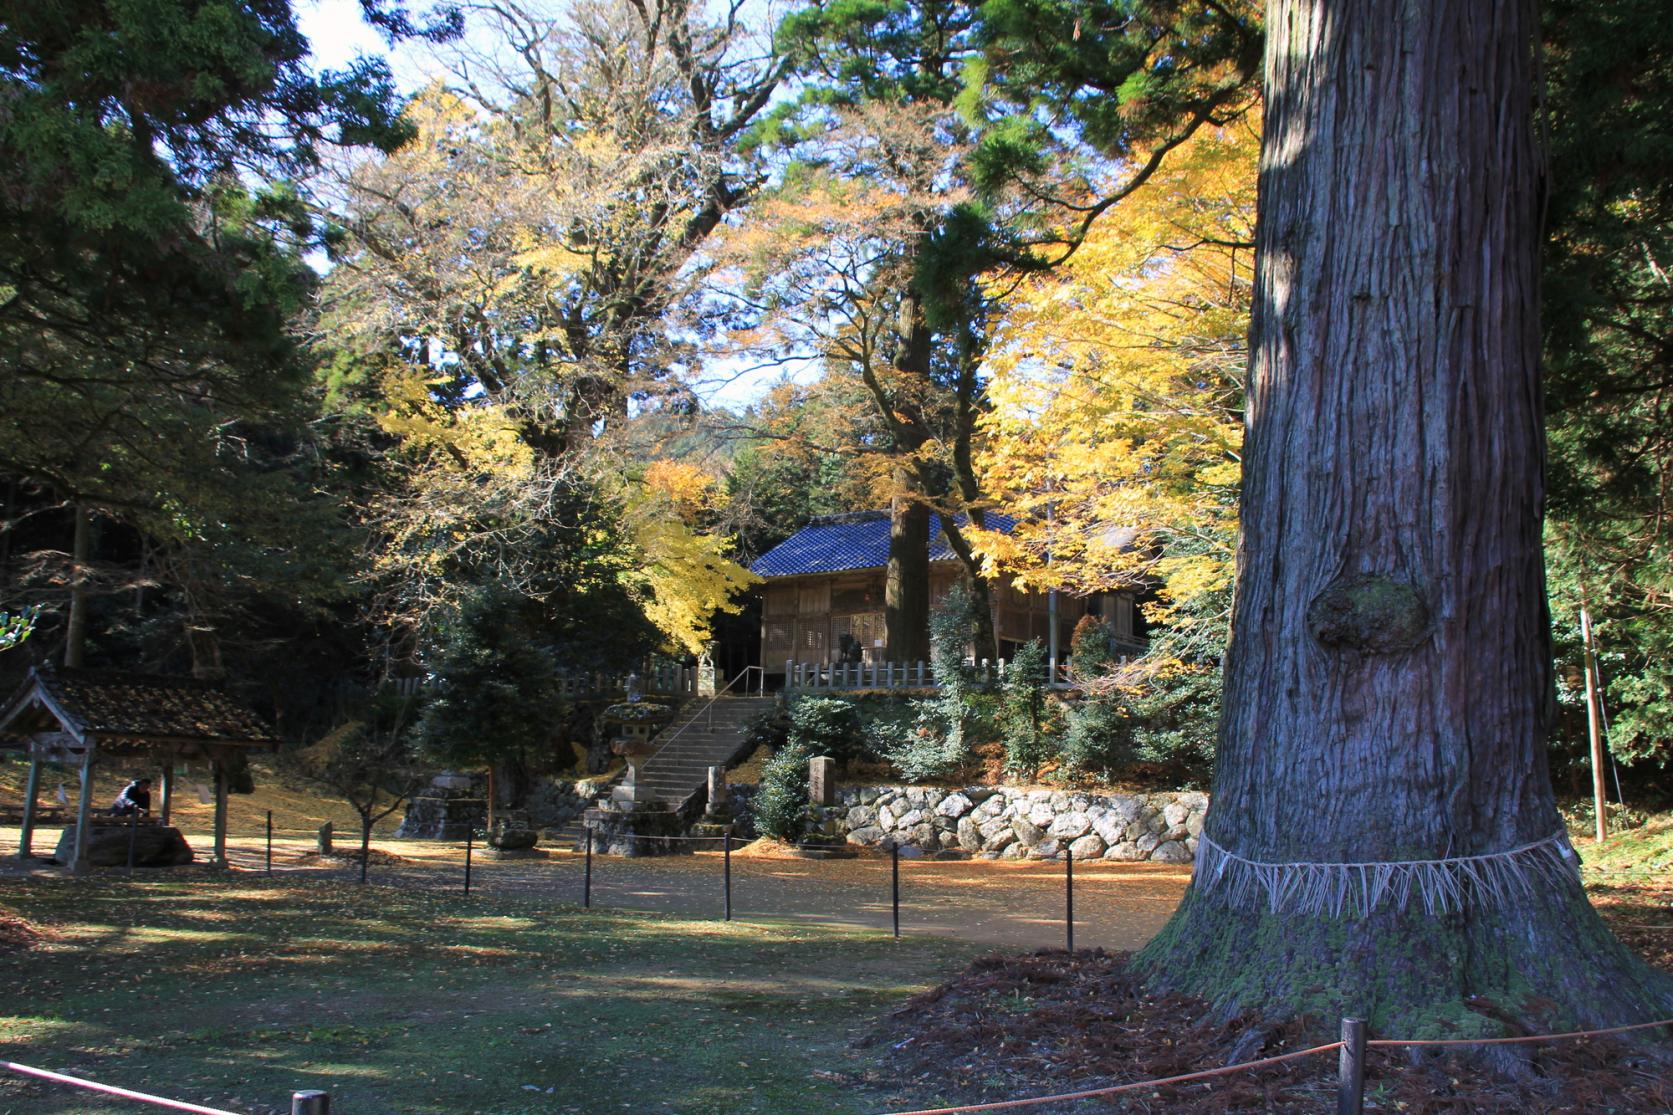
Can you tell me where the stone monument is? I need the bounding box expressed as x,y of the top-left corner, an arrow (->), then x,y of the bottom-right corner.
689,764 -> 734,841
795,755 -> 854,858
808,755 -> 836,806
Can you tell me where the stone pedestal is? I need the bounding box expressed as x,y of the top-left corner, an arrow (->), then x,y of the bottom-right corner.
487,815 -> 539,858
397,789 -> 487,839
53,823 -> 194,868
581,801 -> 683,856
609,736 -> 658,805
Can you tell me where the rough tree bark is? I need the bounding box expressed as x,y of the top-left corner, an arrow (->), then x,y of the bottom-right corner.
1138,0 -> 1673,1035
885,477 -> 931,663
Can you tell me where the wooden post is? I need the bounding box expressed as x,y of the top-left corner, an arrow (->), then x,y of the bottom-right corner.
292,1090 -> 330,1115
16,755 -> 42,859
211,762 -> 229,868
1579,606 -> 1609,842
266,811 -> 273,876
71,748 -> 95,877
159,763 -> 175,827
1337,1017 -> 1366,1115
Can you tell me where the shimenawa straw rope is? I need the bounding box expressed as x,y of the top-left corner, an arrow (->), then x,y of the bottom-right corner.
1194,830 -> 1582,917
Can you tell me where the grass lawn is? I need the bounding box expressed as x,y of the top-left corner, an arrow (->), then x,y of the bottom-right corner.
0,875 -> 980,1115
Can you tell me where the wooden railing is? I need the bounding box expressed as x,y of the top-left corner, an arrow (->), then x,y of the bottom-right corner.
783,644 -> 1147,691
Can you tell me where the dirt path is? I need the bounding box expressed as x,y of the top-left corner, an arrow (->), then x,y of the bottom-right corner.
247,834 -> 1191,951
4,824 -> 1192,952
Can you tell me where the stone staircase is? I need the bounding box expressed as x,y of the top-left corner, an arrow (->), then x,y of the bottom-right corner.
636,695 -> 777,806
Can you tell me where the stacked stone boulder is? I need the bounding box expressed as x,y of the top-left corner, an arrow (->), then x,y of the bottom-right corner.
818,786 -> 1206,861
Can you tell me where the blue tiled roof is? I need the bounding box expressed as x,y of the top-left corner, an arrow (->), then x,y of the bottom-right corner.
750,511 -> 1016,578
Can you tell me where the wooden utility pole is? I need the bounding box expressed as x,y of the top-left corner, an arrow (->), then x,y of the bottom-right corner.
1579,605 -> 1608,842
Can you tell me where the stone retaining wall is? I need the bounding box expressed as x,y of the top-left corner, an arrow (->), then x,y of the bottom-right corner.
809,786 -> 1208,862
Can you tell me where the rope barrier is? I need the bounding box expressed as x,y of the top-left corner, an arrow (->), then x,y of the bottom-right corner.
2,1061 -> 243,1115
1370,1016 -> 1673,1048
875,1013 -> 1673,1115
875,1043 -> 1346,1114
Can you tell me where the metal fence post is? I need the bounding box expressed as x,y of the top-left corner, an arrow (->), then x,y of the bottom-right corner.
583,827 -> 593,909
1337,1017 -> 1366,1115
1065,848 -> 1075,954
292,1089 -> 330,1115
891,842 -> 900,939
464,828 -> 474,896
265,810 -> 273,876
723,829 -> 733,921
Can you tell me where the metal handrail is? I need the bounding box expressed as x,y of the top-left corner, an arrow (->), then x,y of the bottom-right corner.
642,666 -> 767,771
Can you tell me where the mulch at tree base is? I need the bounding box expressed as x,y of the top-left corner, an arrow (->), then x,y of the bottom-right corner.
860,891 -> 1673,1115
0,908 -> 47,953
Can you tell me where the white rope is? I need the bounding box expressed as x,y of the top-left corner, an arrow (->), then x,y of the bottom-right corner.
1192,830 -> 1581,917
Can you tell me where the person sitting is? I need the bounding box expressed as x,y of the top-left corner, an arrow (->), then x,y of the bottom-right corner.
111,778 -> 152,817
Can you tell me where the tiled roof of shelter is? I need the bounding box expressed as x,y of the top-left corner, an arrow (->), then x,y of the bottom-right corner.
750,510 -> 1016,578
0,668 -> 275,746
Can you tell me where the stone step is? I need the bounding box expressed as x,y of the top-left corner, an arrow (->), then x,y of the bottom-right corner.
622,697 -> 774,806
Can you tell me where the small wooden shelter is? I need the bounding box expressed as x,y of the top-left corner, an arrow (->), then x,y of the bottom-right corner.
0,667 -> 275,871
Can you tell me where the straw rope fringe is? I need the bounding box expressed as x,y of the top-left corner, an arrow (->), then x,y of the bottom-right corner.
1194,831 -> 1582,917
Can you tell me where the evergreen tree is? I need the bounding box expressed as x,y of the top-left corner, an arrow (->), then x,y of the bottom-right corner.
1141,0 -> 1672,1033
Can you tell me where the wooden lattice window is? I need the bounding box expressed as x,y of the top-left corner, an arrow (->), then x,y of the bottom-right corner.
802,624 -> 827,655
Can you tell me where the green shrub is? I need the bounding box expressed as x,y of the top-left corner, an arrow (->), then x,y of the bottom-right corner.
881,584 -> 980,781
787,695 -> 865,763
999,639 -> 1057,777
1070,614 -> 1116,677
742,706 -> 789,754
1062,663 -> 1219,786
752,741 -> 812,841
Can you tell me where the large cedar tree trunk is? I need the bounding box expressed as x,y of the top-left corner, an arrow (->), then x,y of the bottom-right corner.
885,480 -> 931,663
1139,0 -> 1671,1033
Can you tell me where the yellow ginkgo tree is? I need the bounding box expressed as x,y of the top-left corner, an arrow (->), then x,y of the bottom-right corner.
972,109 -> 1258,659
